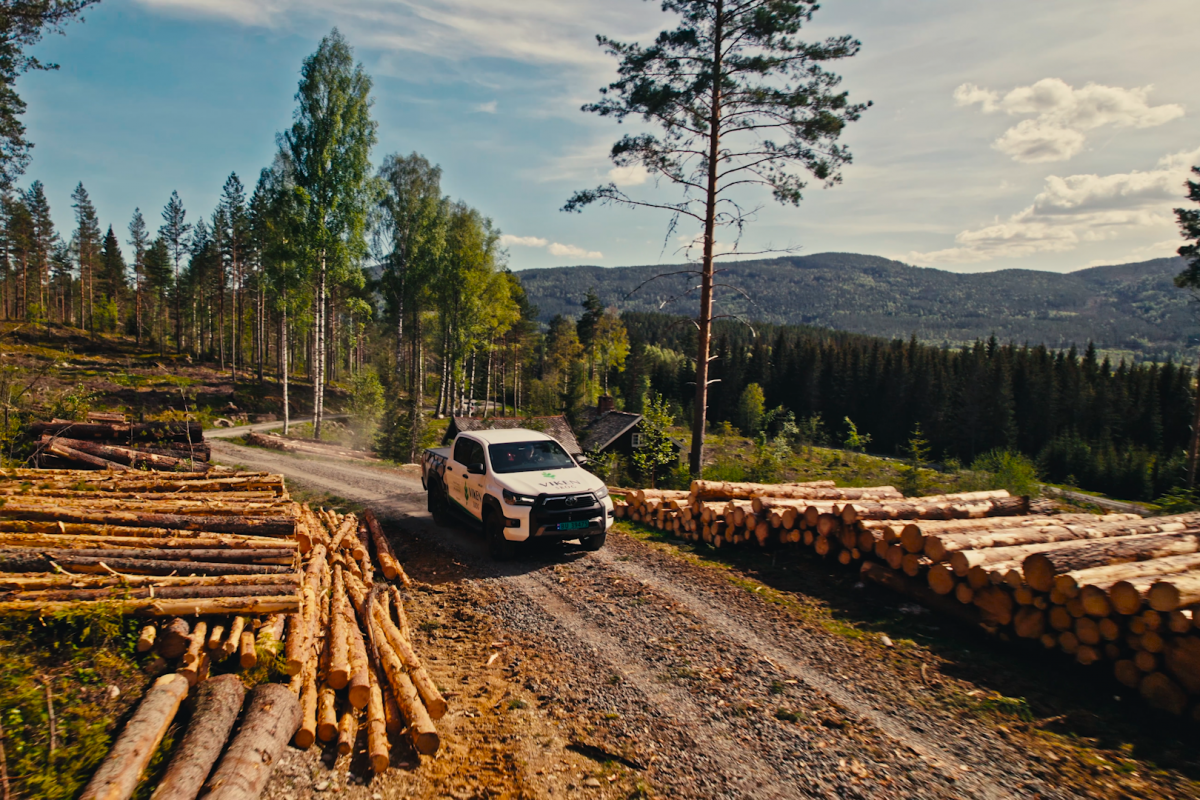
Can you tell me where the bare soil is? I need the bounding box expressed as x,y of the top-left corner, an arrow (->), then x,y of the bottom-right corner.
209,439 -> 1200,800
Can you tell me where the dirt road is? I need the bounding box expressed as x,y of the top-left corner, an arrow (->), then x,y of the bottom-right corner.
212,439 -> 1199,800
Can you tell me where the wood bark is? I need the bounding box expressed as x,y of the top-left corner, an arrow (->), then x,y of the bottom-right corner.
923,516 -> 1192,562
1147,572 -> 1200,613
204,683 -> 302,800
0,532 -> 295,551
1059,553 -> 1200,606
363,509 -> 409,585
0,507 -> 295,536
4,583 -> 295,603
31,421 -> 204,442
327,565 -> 351,689
368,612 -> 439,754
0,595 -> 299,617
10,554 -> 295,576
45,442 -> 129,471
367,670 -> 389,773
223,617 -> 247,657
370,602 -> 447,719
1021,533 -> 1200,592
840,496 -> 1028,524
79,673 -> 189,800
158,618 -> 190,659
0,573 -> 298,592
39,436 -> 195,471
151,674 -> 245,800
689,480 -> 836,502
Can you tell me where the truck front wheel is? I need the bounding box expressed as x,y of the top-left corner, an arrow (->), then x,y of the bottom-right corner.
486,511 -> 517,561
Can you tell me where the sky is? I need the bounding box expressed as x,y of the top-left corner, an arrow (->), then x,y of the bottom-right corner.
17,0 -> 1200,274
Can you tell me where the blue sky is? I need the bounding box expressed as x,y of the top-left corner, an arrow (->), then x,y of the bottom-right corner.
19,0 -> 1199,273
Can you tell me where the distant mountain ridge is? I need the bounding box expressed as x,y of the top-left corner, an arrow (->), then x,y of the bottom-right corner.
515,253 -> 1197,358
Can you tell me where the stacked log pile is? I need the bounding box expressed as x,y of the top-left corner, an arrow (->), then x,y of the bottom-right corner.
613,479 -> 1200,720
32,413 -> 212,471
3,468 -> 447,796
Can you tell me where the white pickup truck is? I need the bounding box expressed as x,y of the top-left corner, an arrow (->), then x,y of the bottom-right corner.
422,428 -> 614,559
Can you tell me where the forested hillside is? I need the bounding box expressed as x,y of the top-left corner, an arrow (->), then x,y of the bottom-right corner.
516,254 -> 1197,359
611,313 -> 1194,501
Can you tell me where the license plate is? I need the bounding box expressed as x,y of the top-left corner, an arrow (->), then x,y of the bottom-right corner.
557,520 -> 589,531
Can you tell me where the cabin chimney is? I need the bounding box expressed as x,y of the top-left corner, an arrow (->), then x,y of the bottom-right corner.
598,395 -> 615,414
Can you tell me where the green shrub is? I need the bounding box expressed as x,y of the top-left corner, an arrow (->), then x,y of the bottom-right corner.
971,449 -> 1040,497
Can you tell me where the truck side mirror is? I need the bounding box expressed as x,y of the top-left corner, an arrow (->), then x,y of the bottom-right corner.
468,462 -> 486,475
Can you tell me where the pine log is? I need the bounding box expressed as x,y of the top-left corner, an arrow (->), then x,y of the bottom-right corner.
295,656 -> 318,749
368,613 -> 439,754
0,547 -> 294,565
45,441 -> 131,471
22,555 -> 295,576
0,595 -> 299,617
0,532 -> 295,551
317,684 -> 338,742
1162,636 -> 1200,694
203,683 -> 301,800
206,624 -> 226,651
0,573 -> 298,592
1022,533 -> 1200,593
924,516 -> 1197,563
973,585 -> 1014,626
840,495 -> 1028,524
1013,606 -> 1045,639
689,480 -> 834,502
1066,553 -> 1200,611
31,421 -> 204,442
0,506 -> 295,536
1139,672 -> 1188,716
1146,572 -> 1200,612
363,509 -> 409,586
859,561 -> 983,626
39,436 -> 194,471
1114,660 -> 1141,688
367,670 -> 389,773
158,618 -> 191,659
137,624 -> 157,652
238,630 -> 256,668
370,602 -> 448,719
337,707 -> 358,757
79,673 -> 190,800
183,622 -> 208,668
151,675 -> 245,800
326,567 -> 351,691
222,617 -> 247,657
346,607 -> 371,710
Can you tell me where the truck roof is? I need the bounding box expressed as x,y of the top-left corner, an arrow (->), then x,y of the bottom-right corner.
459,428 -> 557,445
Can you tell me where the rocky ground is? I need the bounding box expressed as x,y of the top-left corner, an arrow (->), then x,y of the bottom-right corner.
212,438 -> 1200,800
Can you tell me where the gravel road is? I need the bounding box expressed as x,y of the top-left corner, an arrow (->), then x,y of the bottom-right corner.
212,439 -> 1200,800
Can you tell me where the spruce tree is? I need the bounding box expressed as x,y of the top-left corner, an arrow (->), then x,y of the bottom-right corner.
99,224 -> 125,331
70,182 -> 100,332
160,190 -> 191,352
128,208 -> 148,343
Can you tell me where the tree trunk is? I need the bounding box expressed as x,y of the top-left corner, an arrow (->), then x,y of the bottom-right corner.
313,253 -> 326,439
281,297 -> 290,435
203,683 -> 301,799
1189,356 -> 1200,488
924,515 -> 1193,562
689,0 -> 724,478
151,675 -> 245,800
79,674 -> 189,800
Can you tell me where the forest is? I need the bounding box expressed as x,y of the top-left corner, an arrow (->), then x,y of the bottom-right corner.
0,26 -> 1196,504
608,313 -> 1196,502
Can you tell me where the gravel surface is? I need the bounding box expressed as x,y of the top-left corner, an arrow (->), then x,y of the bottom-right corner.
213,439 -> 1200,799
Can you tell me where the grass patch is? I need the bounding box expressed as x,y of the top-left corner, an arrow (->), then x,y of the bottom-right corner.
774,707 -> 803,722
507,698 -> 528,710
0,609 -> 149,799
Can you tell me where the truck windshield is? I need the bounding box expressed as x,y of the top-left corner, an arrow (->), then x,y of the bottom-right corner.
488,441 -> 577,474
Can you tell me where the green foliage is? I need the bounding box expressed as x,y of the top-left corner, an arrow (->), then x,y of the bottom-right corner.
1173,165 -> 1200,289
749,432 -> 790,483
1155,486 -> 1199,513
842,417 -> 871,453
346,367 -> 384,445
899,423 -> 931,496
971,450 -> 1041,497
587,450 -> 625,487
631,393 -> 676,487
734,383 -> 765,437
49,383 -> 99,421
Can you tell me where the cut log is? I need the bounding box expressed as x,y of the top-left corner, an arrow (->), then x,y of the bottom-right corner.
137,624 -> 157,653
203,683 -> 302,800
841,496 -> 1029,524
31,420 -> 204,443
924,516 -> 1196,563
1022,533 -> 1200,593
367,670 -> 389,773
158,618 -> 191,659
1162,636 -> 1200,694
45,441 -> 130,471
363,509 -> 411,587
295,656 -> 318,749
346,607 -> 371,710
1114,660 -> 1141,688
1139,672 -> 1188,716
370,602 -> 448,719
0,532 -> 295,551
3,584 -> 299,604
239,630 -> 256,668
0,506 -> 295,536
151,674 -> 245,800
1146,572 -> 1200,612
0,595 -> 299,617
78,673 -> 189,800
207,624 -> 226,651
39,436 -> 194,471
368,613 -> 439,754
327,565 -> 351,689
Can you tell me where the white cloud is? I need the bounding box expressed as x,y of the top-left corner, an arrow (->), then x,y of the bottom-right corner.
135,0 -> 659,69
1086,239 -> 1182,268
607,164 -> 648,186
501,234 -> 601,259
474,100 -> 497,114
499,234 -> 548,247
548,242 -> 602,259
955,78 -> 1185,163
907,145 -> 1199,265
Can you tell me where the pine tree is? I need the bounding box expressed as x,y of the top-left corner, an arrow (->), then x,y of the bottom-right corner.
23,180 -> 54,322
566,0 -> 869,476
128,208 -> 149,343
160,190 -> 191,352
70,182 -> 101,332
99,224 -> 126,330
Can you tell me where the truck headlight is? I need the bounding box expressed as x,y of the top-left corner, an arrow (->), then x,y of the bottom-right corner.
503,489 -> 536,506
594,486 -> 609,500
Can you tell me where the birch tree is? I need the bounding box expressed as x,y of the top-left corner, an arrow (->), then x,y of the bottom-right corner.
281,28 -> 377,439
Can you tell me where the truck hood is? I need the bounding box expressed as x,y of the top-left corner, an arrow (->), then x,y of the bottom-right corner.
498,466 -> 603,497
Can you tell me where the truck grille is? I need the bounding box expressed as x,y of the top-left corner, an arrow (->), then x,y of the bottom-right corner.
540,494 -> 596,512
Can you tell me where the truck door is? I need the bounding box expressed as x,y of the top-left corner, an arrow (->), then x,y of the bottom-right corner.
463,438 -> 486,519
448,437 -> 472,515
